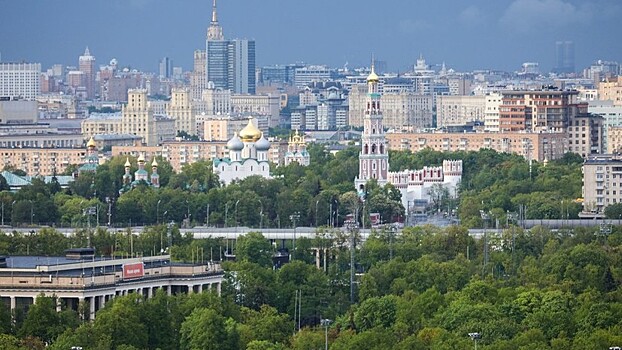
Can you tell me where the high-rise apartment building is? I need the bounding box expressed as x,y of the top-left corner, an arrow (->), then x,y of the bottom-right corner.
598,76 -> 622,106
349,84 -> 433,130
191,50 -> 207,100
498,90 -> 583,132
436,95 -> 486,128
159,57 -> 173,79
78,47 -> 96,99
0,62 -> 41,100
554,41 -> 575,74
167,88 -> 196,135
204,0 -> 256,94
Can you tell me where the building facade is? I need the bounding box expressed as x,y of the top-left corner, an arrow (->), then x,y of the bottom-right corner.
582,155 -> 622,216
349,84 -> 433,130
0,62 -> 41,100
386,131 -> 568,162
436,95 -> 486,128
0,252 -> 223,321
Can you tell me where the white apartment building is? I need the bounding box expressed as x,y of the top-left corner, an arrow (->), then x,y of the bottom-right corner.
436,95 -> 486,127
348,84 -> 433,130
0,62 -> 41,100
582,155 -> 622,216
484,93 -> 503,132
167,88 -> 196,135
589,100 -> 622,152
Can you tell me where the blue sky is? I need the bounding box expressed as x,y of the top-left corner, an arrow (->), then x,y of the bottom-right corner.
0,0 -> 620,73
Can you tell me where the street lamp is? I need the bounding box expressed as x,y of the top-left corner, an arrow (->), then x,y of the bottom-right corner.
468,332 -> 481,350
225,203 -> 229,228
11,200 -> 15,226
157,199 -> 161,224
320,319 -> 332,350
315,199 -> 319,228
234,199 -> 240,227
344,218 -> 358,304
28,200 -> 33,226
289,212 -> 300,259
257,199 -> 263,230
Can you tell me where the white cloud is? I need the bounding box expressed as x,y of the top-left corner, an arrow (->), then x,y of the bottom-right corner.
500,0 -> 592,33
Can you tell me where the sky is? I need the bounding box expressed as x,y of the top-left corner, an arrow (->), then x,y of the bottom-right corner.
0,0 -> 620,73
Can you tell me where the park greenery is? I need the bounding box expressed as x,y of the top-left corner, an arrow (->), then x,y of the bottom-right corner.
0,146 -> 620,348
0,145 -> 586,229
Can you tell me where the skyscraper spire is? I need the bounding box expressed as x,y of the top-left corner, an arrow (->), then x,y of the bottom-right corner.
211,0 -> 218,24
207,0 -> 224,40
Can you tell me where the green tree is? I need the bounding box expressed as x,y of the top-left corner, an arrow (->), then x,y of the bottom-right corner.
180,307 -> 237,350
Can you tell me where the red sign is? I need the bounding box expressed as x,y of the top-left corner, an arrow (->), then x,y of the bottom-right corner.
123,262 -> 144,279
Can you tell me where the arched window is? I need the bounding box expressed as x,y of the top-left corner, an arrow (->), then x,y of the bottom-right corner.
380,144 -> 384,154
364,144 -> 369,154
371,144 -> 377,154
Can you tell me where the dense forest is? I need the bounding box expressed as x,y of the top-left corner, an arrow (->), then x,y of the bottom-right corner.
1,146 -> 620,349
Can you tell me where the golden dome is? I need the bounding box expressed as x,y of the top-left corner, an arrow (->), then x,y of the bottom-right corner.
124,157 -> 131,167
87,137 -> 96,148
151,157 -> 158,167
367,68 -> 379,82
138,153 -> 145,163
239,119 -> 261,142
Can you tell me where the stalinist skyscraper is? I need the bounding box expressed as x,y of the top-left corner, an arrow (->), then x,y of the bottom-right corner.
193,0 -> 256,96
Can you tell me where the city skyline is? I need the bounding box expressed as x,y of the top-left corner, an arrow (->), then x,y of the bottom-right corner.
0,0 -> 620,73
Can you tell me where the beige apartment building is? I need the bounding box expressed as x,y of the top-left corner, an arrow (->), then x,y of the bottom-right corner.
231,94 -> 280,127
81,112 -> 123,138
349,84 -> 433,130
0,147 -> 88,176
386,131 -> 568,162
161,141 -> 227,171
598,76 -> 622,106
167,88 -> 196,135
436,95 -> 486,127
582,154 -> 622,215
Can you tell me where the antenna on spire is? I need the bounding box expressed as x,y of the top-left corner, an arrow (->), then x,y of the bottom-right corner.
211,0 -> 218,23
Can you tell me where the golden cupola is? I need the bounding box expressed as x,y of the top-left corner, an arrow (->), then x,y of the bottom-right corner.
239,119 -> 262,142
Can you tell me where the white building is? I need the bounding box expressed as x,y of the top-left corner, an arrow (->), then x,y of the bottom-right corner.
484,93 -> 503,132
436,95 -> 487,127
213,119 -> 271,185
355,64 -> 462,212
0,62 -> 41,100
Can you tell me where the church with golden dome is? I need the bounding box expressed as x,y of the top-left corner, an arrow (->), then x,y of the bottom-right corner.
213,118 -> 271,185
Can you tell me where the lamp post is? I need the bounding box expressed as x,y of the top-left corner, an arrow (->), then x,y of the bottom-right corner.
320,318 -> 332,350
29,200 -> 33,226
344,218 -> 358,304
157,199 -> 161,224
468,332 -> 481,350
257,199 -> 263,230
106,197 -> 112,227
315,199 -> 319,228
234,199 -> 240,227
225,203 -> 229,228
289,212 -> 300,259
11,200 -> 15,226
